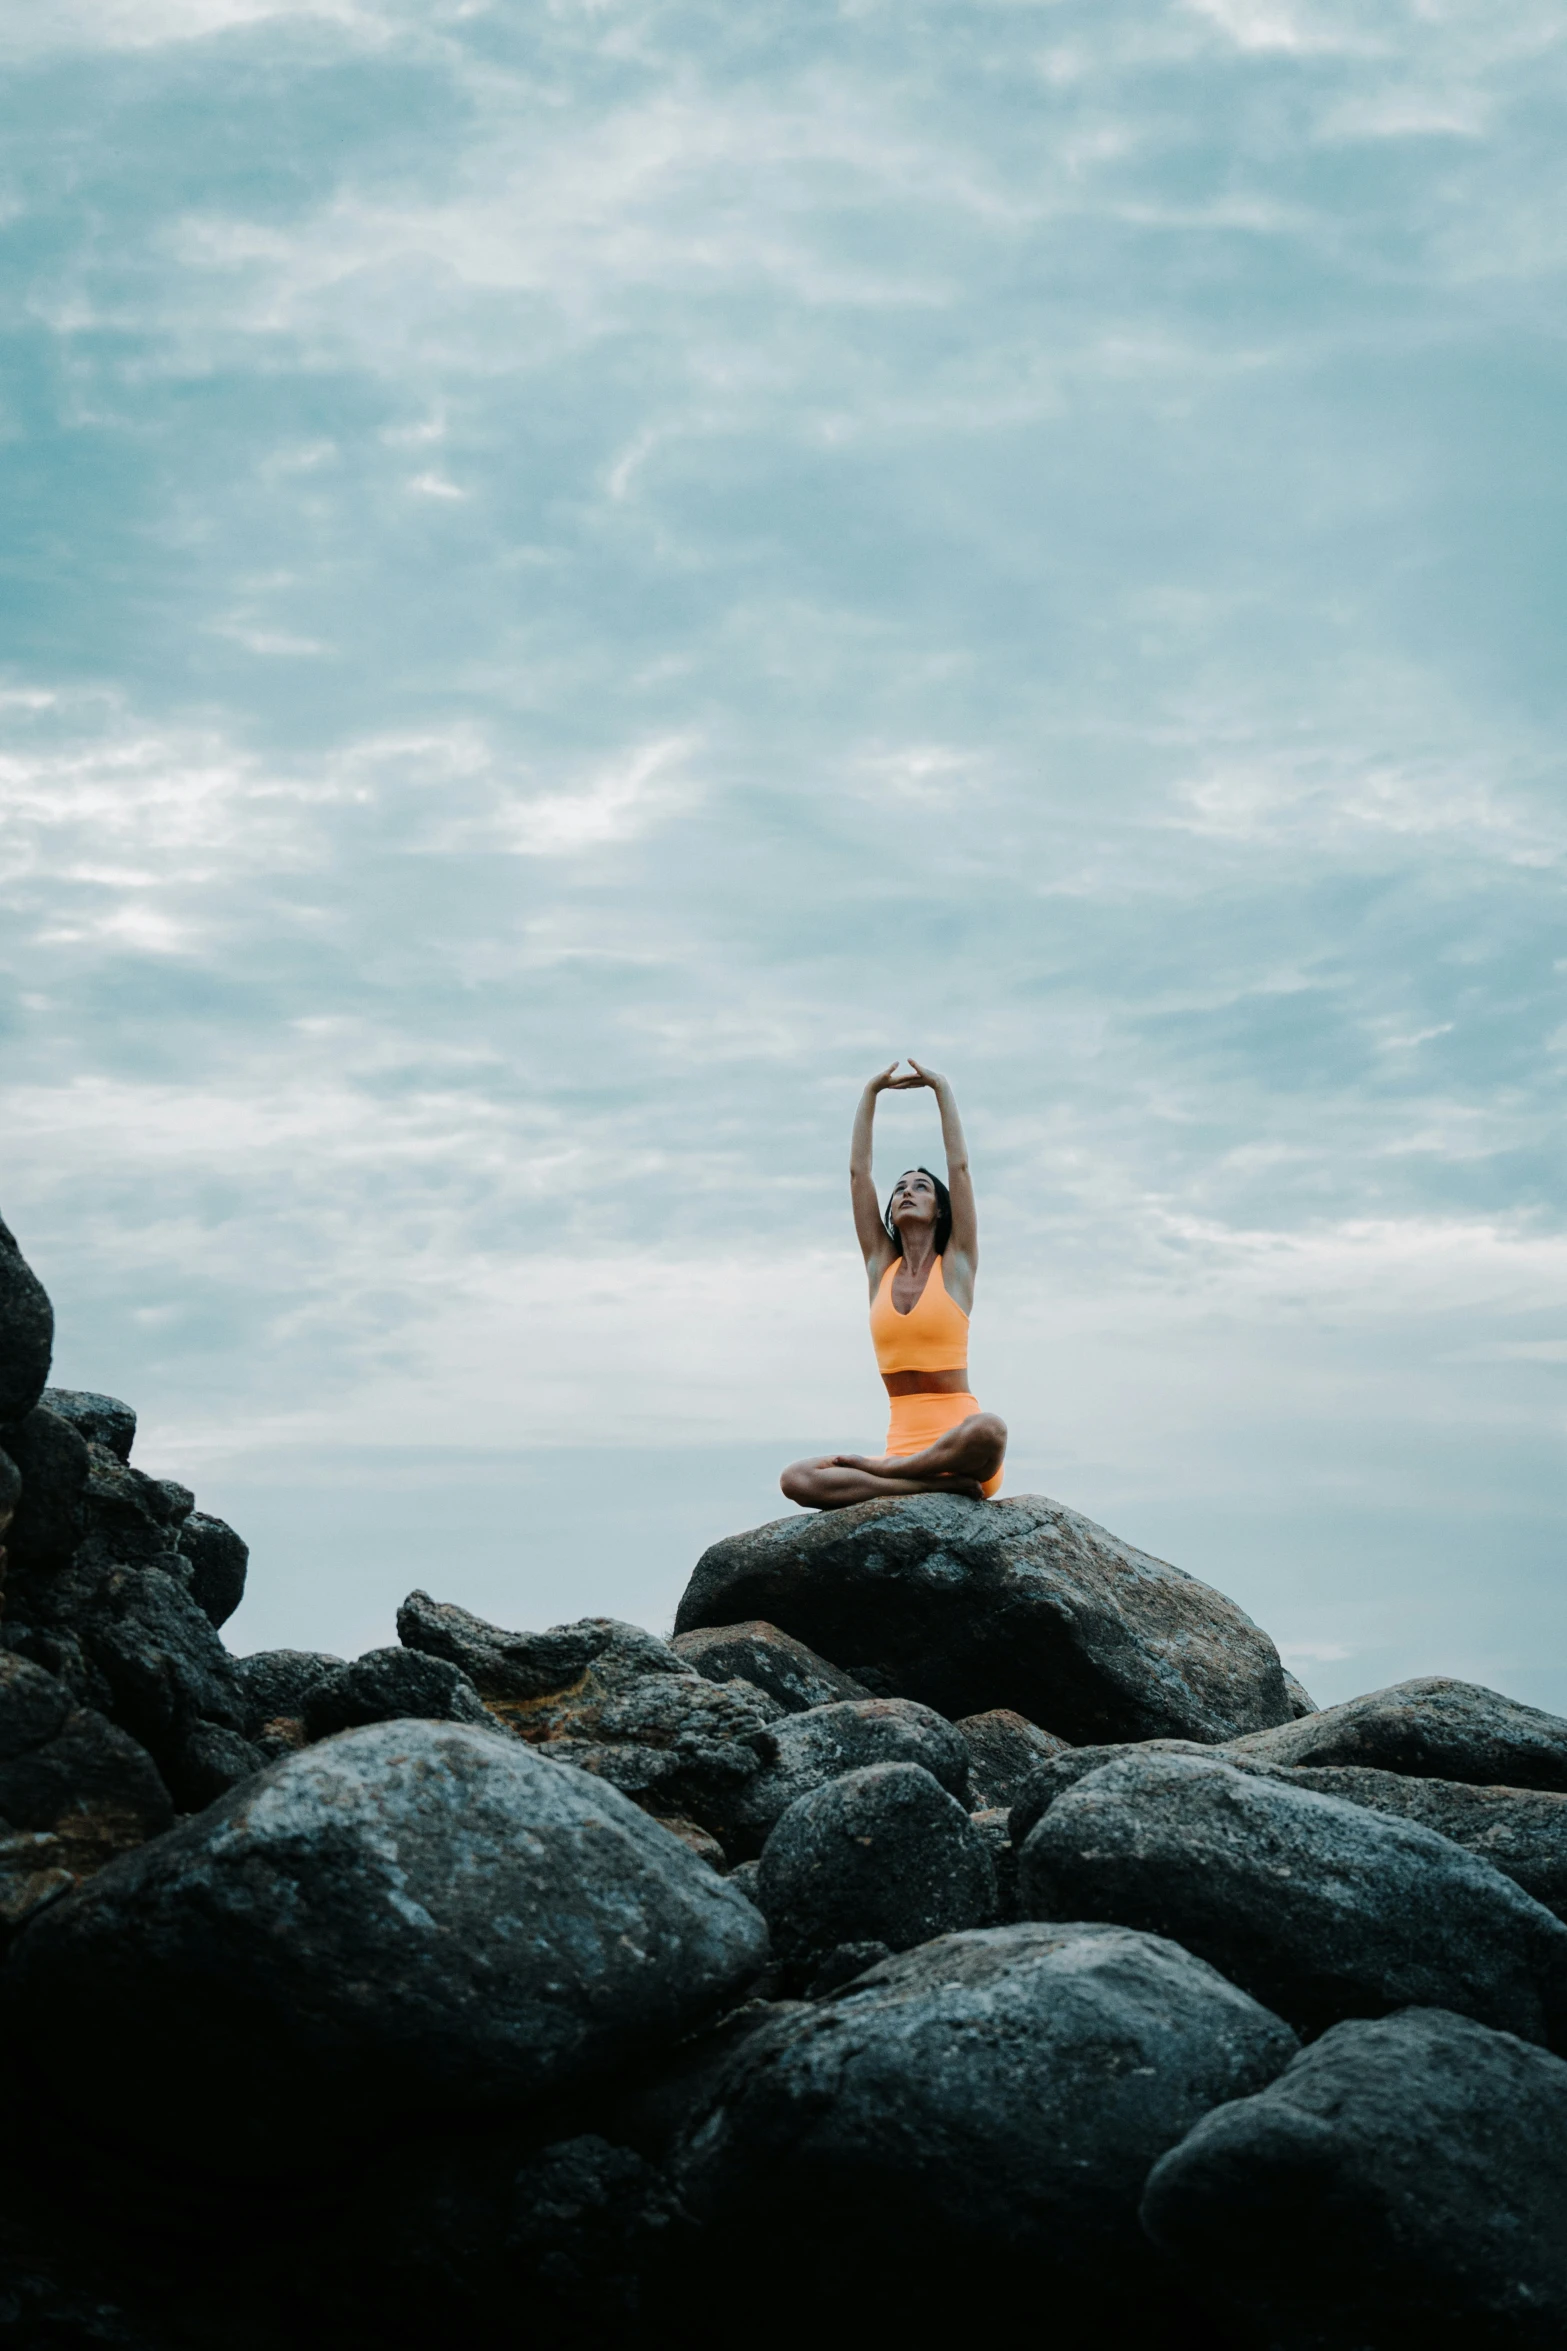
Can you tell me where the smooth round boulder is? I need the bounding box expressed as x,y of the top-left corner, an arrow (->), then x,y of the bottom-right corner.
755,1762 -> 997,1966
677,1492 -> 1294,1743
671,1920 -> 1298,2330
1142,2008 -> 1567,2348
5,1720 -> 770,2172
1020,1752 -> 1567,2047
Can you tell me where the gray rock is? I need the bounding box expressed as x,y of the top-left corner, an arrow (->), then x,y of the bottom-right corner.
1142,2007 -> 1567,2348
73,1441 -> 192,1575
7,1719 -> 770,2171
1019,1752 -> 1567,2046
73,1562 -> 252,1803
804,1940 -> 895,1997
1010,1737 -> 1233,1845
0,1406 -> 89,1583
755,1762 -> 997,1969
670,1920 -> 1298,2327
1282,1667 -> 1318,1718
176,1510 -> 248,1630
710,1694 -> 971,1858
1275,1766 -> 1567,1923
1228,1675 -> 1567,1792
39,1388 -> 136,1463
954,1707 -> 1070,1812
302,1647 -> 492,1739
236,1648 -> 347,1738
0,1213 -> 53,1426
397,1592 -> 679,1704
670,1620 -> 870,1713
398,1593 -> 783,1837
0,1652 -> 173,1933
676,1492 -> 1294,1744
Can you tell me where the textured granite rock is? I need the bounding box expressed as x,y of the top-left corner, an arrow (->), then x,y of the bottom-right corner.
676,1492 -> 1294,1744
954,1707 -> 1070,1813
671,1920 -> 1298,2329
1019,1751 -> 1567,2046
301,1646 -> 492,1738
754,1762 -> 997,1968
1227,1676 -> 1567,1792
1142,2007 -> 1567,2349
707,1695 -> 971,1858
1277,1766 -> 1567,1923
6,1719 -> 770,2171
38,1389 -> 136,1464
671,1620 -> 871,1713
175,1511 -> 248,1630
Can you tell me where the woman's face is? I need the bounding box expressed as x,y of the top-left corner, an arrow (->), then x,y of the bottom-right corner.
889,1169 -> 937,1234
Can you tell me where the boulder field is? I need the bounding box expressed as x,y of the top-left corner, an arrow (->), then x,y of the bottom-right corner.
1,1208 -> 1565,2349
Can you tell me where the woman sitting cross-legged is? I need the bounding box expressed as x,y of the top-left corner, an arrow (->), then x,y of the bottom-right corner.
780,1060 -> 1006,1510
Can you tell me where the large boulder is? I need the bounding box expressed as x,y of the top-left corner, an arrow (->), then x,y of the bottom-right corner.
670,1921 -> 1298,2330
1010,1737 -> 1251,1844
1227,1676 -> 1567,1792
676,1493 -> 1294,1743
397,1594 -> 783,1837
1142,2008 -> 1567,2349
1279,1766 -> 1567,1924
0,1651 -> 173,1935
671,1620 -> 870,1713
5,1719 -> 769,2172
754,1762 -> 997,1970
954,1707 -> 1070,1813
0,1215 -> 53,1426
707,1695 -> 971,1858
1019,1752 -> 1567,2046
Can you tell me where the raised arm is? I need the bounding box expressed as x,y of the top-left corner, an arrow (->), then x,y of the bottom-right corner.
906,1060 -> 978,1303
851,1065 -> 902,1278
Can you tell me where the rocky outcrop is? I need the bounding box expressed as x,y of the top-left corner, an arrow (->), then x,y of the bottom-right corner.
1019,1751 -> 1567,2045
752,1762 -> 997,1973
669,1922 -> 1298,2329
1227,1675 -> 1567,1790
5,1200 -> 1567,2349
671,1620 -> 870,1712
1142,2007 -> 1567,2347
7,1719 -> 769,2171
676,1492 -> 1295,1743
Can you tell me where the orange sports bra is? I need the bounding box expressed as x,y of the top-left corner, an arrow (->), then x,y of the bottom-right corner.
870,1255 -> 970,1375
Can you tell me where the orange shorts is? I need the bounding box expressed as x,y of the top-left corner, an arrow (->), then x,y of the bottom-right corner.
885,1390 -> 1003,1498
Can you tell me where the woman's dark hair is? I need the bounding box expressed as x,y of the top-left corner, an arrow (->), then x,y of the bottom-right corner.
884,1167 -> 952,1258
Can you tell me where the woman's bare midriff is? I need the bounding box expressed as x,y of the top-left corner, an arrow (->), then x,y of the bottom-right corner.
882,1367 -> 972,1396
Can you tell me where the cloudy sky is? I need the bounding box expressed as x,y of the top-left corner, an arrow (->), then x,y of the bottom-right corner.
3,0 -> 1563,1707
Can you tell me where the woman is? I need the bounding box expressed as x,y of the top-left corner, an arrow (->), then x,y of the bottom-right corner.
781,1060 -> 1007,1509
